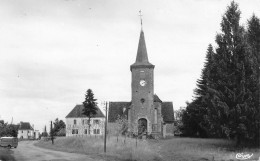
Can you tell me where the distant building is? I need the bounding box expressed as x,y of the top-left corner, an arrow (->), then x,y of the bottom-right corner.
65,105 -> 105,136
17,122 -> 34,139
33,130 -> 40,139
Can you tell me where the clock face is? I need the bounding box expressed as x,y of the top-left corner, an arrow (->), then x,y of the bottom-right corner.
140,80 -> 146,86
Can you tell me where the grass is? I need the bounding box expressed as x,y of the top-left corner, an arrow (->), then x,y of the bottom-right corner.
34,136 -> 260,161
34,135 -> 160,161
152,136 -> 260,161
0,147 -> 16,161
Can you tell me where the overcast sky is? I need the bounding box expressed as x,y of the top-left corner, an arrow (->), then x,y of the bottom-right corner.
0,0 -> 259,131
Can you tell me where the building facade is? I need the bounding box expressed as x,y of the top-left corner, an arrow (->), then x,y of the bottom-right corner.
65,105 -> 105,136
17,122 -> 34,139
34,130 -> 40,139
108,28 -> 174,138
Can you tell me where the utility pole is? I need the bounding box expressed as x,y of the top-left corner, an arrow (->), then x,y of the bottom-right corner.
104,101 -> 108,153
51,121 -> 54,145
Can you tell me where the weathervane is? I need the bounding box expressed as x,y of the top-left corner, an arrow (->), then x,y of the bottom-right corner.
139,10 -> 143,29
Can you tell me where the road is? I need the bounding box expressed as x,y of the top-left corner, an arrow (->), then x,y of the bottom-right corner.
10,141 -> 102,161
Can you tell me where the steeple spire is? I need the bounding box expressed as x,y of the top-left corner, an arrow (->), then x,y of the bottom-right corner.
130,12 -> 154,71
136,30 -> 149,63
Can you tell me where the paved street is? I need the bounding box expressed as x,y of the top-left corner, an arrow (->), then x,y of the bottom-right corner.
10,141 -> 100,161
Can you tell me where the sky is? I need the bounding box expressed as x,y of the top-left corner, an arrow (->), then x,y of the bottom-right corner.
0,0 -> 259,131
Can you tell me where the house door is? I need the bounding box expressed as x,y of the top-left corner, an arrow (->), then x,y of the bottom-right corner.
138,118 -> 147,135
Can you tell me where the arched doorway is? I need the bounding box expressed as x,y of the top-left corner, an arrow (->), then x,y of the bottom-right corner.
138,118 -> 147,135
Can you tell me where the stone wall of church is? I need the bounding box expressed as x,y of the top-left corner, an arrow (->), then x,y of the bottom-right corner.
154,102 -> 162,134
130,67 -> 154,135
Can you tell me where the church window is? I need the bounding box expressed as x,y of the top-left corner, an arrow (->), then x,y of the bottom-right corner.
74,120 -> 77,125
140,71 -> 145,78
154,109 -> 158,123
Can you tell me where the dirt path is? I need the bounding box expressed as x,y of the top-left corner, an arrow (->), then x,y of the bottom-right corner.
11,141 -> 102,161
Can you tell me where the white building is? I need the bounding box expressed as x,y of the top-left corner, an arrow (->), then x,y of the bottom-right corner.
34,130 -> 40,139
17,122 -> 34,139
65,104 -> 105,136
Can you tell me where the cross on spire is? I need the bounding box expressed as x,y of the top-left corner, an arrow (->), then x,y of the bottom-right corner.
139,10 -> 143,29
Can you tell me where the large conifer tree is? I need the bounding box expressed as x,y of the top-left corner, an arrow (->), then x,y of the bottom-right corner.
205,1 -> 258,145
188,44 -> 216,137
246,15 -> 260,145
183,2 -> 259,146
210,1 -> 245,140
82,89 -> 98,135
178,2 -> 259,146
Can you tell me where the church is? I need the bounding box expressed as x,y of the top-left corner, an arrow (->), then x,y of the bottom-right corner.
108,25 -> 174,138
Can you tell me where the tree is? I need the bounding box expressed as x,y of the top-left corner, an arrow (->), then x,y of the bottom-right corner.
181,100 -> 208,137
0,121 -> 8,137
246,14 -> 260,145
0,121 -> 18,137
181,45 -> 216,138
82,89 -> 98,135
205,1 -> 245,143
50,121 -> 54,144
195,44 -> 215,99
181,2 -> 259,146
56,128 -> 66,136
53,118 -> 66,136
42,125 -> 48,137
204,1 -> 258,145
115,115 -> 128,141
174,107 -> 185,135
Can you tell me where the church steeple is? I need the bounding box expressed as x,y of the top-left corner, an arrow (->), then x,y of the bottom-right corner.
136,30 -> 149,63
130,29 -> 154,71
130,13 -> 155,136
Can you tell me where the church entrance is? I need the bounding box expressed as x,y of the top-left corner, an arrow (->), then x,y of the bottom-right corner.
138,118 -> 147,135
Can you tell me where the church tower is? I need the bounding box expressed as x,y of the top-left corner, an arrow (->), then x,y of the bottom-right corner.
129,28 -> 156,135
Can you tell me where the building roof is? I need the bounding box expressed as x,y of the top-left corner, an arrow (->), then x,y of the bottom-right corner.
130,30 -> 154,71
108,102 -> 131,122
18,122 -> 33,130
108,98 -> 174,123
154,94 -> 162,103
66,104 -> 105,118
161,102 -> 174,123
